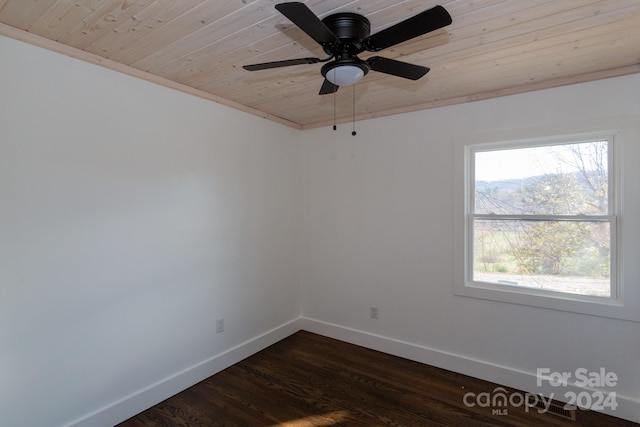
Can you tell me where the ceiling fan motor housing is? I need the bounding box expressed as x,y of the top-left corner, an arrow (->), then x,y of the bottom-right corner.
321,13 -> 371,54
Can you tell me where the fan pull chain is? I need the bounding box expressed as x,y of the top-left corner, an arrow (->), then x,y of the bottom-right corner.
352,84 -> 357,136
333,87 -> 337,131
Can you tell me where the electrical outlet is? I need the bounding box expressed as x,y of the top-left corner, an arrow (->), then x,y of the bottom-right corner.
370,305 -> 379,319
216,318 -> 224,333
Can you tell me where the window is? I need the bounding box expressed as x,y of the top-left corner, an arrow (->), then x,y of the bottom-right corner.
454,129 -> 629,319
472,138 -> 614,297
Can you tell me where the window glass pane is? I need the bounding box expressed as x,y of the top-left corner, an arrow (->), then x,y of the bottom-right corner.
474,141 -> 608,215
472,219 -> 610,297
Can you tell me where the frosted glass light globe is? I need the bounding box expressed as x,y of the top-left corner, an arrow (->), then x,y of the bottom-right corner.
326,65 -> 365,86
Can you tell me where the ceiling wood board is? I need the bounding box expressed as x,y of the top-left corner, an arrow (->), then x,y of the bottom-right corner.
1,0 -> 639,130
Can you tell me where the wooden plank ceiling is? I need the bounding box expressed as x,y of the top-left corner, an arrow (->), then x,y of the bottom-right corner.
1,0 -> 639,130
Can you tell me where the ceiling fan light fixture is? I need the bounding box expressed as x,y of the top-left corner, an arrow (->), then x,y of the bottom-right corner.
322,60 -> 369,87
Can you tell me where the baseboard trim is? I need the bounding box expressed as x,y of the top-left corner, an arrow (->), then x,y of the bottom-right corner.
301,317 -> 640,424
66,317 -> 303,427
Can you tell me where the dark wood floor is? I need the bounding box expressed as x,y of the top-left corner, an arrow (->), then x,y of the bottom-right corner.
118,331 -> 637,427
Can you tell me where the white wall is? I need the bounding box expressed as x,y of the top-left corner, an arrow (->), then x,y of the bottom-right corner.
300,74 -> 640,422
0,36 -> 301,427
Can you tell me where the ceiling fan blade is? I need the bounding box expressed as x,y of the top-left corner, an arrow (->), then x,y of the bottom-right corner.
275,2 -> 340,46
363,5 -> 452,52
367,56 -> 430,80
319,79 -> 339,95
243,57 -> 320,71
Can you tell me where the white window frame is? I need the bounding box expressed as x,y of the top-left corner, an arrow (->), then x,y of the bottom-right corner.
453,119 -> 638,322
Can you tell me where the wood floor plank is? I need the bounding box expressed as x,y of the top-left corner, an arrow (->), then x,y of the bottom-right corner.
117,331 -> 638,427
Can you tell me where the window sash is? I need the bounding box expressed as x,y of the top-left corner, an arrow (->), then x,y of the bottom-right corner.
469,136 -> 615,217
471,214 -> 612,222
466,215 -> 617,300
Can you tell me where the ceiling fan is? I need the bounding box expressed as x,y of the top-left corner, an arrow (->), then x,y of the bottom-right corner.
243,2 -> 452,95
